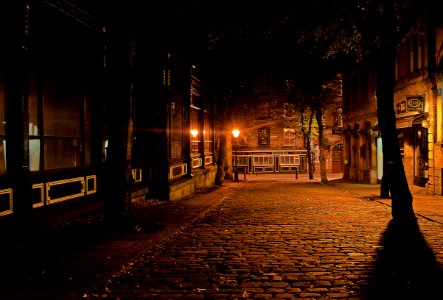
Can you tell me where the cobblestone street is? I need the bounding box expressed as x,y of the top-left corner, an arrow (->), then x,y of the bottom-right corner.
83,176 -> 443,299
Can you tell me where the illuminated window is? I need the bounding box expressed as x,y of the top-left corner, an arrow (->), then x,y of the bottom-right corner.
190,78 -> 202,157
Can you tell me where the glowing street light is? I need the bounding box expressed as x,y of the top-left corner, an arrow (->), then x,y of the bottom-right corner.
190,129 -> 199,138
232,129 -> 240,182
190,129 -> 199,153
232,129 -> 240,139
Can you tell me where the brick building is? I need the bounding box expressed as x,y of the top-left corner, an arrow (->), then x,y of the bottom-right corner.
342,3 -> 443,194
229,77 -> 343,176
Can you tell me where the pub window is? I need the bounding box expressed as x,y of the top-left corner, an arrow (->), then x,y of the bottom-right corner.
190,78 -> 202,157
42,75 -> 86,170
29,3 -> 97,171
29,66 -> 41,171
190,106 -> 200,155
258,127 -> 270,147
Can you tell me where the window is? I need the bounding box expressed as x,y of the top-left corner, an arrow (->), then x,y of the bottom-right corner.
204,110 -> 212,155
166,57 -> 188,162
29,3 -> 98,171
415,127 -> 428,178
258,127 -> 270,147
283,128 -> 295,146
253,155 -> 274,166
279,155 -> 299,165
42,73 -> 88,170
335,108 -> 343,128
190,79 -> 201,157
171,93 -> 184,159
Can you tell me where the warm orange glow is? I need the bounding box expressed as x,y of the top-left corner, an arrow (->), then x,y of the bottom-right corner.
190,129 -> 198,138
232,129 -> 240,138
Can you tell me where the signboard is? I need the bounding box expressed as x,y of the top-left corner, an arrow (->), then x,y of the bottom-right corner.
332,128 -> 343,134
397,96 -> 423,114
406,97 -> 423,112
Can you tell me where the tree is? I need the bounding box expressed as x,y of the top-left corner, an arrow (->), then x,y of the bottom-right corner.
371,1 -> 417,220
299,106 -> 317,179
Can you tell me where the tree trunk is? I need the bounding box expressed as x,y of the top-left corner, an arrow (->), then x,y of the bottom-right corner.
376,39 -> 415,221
380,159 -> 390,198
301,109 -> 315,179
215,133 -> 227,186
306,138 -> 314,179
375,2 -> 415,221
316,108 -> 328,184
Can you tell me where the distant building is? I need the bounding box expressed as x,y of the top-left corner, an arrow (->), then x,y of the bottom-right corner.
229,76 -> 343,176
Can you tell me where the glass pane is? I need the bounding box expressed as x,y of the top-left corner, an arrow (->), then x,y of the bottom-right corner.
0,139 -> 6,174
204,112 -> 212,153
29,139 -> 41,171
29,66 -> 40,136
190,108 -> 199,155
43,77 -> 82,137
84,138 -> 91,166
44,138 -> 81,170
170,92 -> 183,159
84,96 -> 92,138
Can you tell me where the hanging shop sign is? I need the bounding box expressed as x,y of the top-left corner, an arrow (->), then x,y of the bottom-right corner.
406,96 -> 423,111
396,96 -> 423,115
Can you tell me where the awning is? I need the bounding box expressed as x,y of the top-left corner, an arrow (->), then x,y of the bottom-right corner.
396,113 -> 427,129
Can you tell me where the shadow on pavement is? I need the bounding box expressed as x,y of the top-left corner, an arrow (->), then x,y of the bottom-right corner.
365,218 -> 443,299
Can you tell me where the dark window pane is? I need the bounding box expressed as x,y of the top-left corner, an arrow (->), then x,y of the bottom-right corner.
44,138 -> 81,170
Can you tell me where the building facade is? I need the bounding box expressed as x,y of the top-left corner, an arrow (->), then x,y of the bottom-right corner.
230,77 -> 343,176
0,0 -> 217,230
342,4 -> 443,194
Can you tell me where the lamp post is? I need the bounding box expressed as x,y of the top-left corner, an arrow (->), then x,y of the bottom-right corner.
232,129 -> 240,182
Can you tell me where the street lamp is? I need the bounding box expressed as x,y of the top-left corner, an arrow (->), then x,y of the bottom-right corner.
232,129 -> 240,182
190,129 -> 198,153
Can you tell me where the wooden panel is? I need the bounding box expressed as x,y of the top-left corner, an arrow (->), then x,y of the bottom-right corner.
85,175 -> 97,195
32,183 -> 45,208
46,177 -> 85,204
0,188 -> 13,216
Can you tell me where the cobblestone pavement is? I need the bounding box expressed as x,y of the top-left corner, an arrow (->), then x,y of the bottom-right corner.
81,176 -> 443,299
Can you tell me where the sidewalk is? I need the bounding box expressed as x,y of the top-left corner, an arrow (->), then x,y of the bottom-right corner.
1,173 -> 443,299
328,177 -> 443,225
247,172 -> 443,224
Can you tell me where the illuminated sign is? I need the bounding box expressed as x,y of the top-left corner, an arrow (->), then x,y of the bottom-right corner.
396,96 -> 423,114
406,97 -> 423,111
